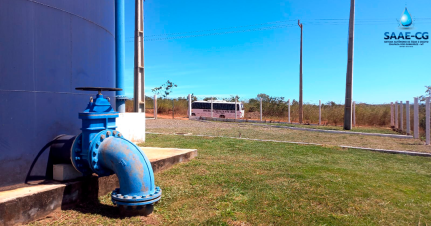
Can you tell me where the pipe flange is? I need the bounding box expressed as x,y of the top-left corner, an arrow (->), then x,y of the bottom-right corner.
70,133 -> 92,176
111,187 -> 162,206
88,129 -> 124,177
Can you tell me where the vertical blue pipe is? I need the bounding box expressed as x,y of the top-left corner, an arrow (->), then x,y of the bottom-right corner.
115,0 -> 126,113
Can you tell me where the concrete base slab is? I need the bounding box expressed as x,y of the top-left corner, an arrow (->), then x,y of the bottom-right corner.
142,147 -> 198,172
0,147 -> 197,226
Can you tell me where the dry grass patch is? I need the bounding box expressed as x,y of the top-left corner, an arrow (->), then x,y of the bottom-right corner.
147,119 -> 431,153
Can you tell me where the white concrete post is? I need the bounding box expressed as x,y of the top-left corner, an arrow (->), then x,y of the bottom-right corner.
395,101 -> 398,129
211,97 -> 213,118
172,99 -> 174,119
154,94 -> 157,119
400,101 -> 404,132
353,101 -> 356,127
319,100 -> 321,125
406,101 -> 410,135
187,94 -> 192,118
260,97 -> 262,121
288,99 -> 291,123
414,97 -> 419,139
390,102 -> 394,127
235,97 -> 238,120
427,97 -> 430,145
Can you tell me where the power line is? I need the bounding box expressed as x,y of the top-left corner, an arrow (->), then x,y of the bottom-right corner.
129,19 -> 393,39
127,19 -> 297,39
125,18 -> 431,42
127,24 -> 296,42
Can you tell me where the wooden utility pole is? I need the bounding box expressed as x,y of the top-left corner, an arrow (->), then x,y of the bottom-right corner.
298,20 -> 303,124
134,0 -> 145,112
343,0 -> 355,130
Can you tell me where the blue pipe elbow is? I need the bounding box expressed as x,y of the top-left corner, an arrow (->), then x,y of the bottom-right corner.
71,129 -> 161,207
70,90 -> 160,209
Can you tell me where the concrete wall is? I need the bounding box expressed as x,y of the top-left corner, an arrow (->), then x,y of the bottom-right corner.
0,0 -> 115,188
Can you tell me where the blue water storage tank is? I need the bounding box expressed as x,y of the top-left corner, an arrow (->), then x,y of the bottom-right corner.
0,0 -> 116,188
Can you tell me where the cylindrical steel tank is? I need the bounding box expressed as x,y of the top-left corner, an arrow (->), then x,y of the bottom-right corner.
0,0 -> 116,188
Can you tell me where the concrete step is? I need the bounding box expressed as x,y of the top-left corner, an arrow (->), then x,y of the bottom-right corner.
0,147 -> 197,226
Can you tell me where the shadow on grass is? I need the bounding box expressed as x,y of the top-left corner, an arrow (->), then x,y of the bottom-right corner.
63,200 -> 125,219
65,199 -> 154,219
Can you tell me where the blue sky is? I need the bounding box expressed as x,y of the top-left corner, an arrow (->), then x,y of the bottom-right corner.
123,0 -> 431,104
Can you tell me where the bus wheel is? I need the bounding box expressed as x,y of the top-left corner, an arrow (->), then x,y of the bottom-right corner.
192,113 -> 196,116
219,115 -> 225,118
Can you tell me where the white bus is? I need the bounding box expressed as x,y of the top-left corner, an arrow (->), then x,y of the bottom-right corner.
191,100 -> 244,119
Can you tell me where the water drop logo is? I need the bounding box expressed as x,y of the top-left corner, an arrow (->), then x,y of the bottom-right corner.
399,7 -> 413,27
384,7 -> 429,47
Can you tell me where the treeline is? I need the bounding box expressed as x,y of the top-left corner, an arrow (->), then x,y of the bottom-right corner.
126,97 -> 189,115
245,94 -> 394,126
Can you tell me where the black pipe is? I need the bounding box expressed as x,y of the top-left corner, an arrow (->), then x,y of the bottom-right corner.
49,135 -> 76,163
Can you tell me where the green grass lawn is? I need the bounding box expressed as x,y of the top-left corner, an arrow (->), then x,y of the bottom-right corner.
33,134 -> 431,225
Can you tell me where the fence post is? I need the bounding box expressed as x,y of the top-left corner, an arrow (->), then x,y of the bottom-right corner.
211,97 -> 213,118
427,97 -> 430,145
400,101 -> 404,132
188,94 -> 192,118
390,102 -> 394,127
406,101 -> 410,135
353,101 -> 356,127
395,101 -> 398,129
319,100 -> 321,125
235,97 -> 237,120
288,99 -> 291,123
414,97 -> 419,139
260,97 -> 262,121
172,99 -> 174,119
154,94 -> 157,119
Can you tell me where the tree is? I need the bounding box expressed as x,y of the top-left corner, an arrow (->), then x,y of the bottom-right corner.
151,80 -> 177,98
257,93 -> 270,102
203,97 -> 217,101
419,85 -> 431,101
223,95 -> 241,102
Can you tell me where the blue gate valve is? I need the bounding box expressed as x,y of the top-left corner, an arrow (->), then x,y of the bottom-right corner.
71,87 -> 161,209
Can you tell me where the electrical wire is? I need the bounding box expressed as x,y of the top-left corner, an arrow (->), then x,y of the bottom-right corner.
126,18 -> 431,42
127,18 -> 398,39
131,19 -> 298,38
128,24 -> 296,42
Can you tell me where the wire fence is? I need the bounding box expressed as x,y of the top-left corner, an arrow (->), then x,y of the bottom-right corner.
125,94 -> 430,142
